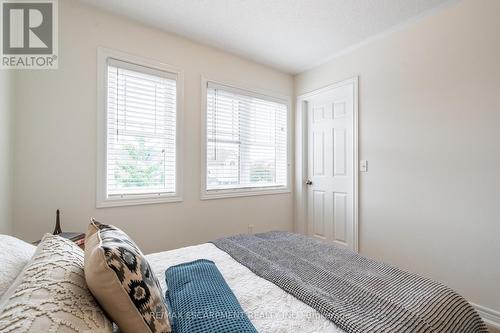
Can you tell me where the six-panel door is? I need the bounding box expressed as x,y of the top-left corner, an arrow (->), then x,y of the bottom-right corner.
307,82 -> 355,249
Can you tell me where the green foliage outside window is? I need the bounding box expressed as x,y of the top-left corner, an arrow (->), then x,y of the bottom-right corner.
114,138 -> 165,188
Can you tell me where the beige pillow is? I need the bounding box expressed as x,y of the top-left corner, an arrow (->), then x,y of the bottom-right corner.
84,221 -> 171,333
0,234 -> 113,333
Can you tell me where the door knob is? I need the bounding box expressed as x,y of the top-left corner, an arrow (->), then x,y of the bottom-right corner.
306,180 -> 313,185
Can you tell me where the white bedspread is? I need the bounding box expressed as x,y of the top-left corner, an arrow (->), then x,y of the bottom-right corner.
146,243 -> 345,333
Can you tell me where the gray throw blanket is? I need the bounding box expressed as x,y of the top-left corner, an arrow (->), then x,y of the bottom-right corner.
212,231 -> 488,333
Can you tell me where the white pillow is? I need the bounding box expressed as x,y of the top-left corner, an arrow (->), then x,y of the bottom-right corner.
0,235 -> 36,297
0,234 -> 113,332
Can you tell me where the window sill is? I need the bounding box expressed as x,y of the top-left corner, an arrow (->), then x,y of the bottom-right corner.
200,187 -> 291,200
96,194 -> 182,208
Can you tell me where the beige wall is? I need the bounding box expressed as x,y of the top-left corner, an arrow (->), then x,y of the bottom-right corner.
12,0 -> 294,253
0,70 -> 13,234
295,0 -> 500,314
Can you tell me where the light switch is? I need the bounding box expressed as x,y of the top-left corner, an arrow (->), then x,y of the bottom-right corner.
360,160 -> 368,172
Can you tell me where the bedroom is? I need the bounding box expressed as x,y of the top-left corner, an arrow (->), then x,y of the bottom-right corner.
0,0 -> 498,332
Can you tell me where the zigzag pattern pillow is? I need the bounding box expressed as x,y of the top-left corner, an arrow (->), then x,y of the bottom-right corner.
84,221 -> 171,333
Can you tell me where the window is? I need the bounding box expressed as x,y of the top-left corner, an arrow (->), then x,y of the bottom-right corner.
202,81 -> 290,199
97,49 -> 182,207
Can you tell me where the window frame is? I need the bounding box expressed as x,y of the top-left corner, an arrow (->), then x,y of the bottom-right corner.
200,78 -> 291,200
96,47 -> 183,208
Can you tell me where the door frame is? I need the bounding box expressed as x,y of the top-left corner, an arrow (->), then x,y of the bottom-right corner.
294,76 -> 359,252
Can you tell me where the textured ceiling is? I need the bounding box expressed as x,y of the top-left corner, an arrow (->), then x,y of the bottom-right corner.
77,0 -> 453,74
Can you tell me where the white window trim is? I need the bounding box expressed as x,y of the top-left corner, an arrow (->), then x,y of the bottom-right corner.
96,47 -> 183,208
200,77 -> 292,200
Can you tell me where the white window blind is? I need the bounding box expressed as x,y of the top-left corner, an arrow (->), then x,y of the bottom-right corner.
206,83 -> 288,192
106,58 -> 177,198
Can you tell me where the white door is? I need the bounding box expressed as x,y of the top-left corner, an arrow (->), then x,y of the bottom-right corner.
306,79 -> 357,250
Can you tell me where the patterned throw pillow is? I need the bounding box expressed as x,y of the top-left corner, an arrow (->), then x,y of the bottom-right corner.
84,220 -> 171,333
0,234 -> 113,333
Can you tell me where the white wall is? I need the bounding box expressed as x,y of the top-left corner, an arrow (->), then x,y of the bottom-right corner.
12,0 -> 294,253
0,70 -> 13,235
296,0 -> 500,315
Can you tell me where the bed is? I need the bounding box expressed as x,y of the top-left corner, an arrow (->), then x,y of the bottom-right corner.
147,242 -> 343,333
0,230 -> 489,333
147,231 -> 489,333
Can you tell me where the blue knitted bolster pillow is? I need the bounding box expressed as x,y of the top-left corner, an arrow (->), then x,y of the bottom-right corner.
165,259 -> 258,333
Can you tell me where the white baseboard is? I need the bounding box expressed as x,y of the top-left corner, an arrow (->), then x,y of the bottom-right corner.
472,303 -> 500,329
